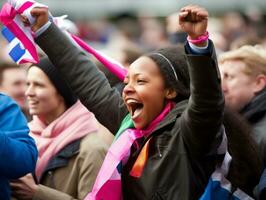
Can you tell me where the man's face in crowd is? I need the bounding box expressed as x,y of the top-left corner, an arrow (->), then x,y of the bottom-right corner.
0,68 -> 27,110
219,60 -> 258,112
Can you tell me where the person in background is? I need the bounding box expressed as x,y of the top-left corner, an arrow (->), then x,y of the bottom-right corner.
115,46 -> 143,69
219,45 -> 266,166
219,45 -> 266,199
139,17 -> 171,51
11,57 -> 112,200
166,12 -> 187,44
0,93 -> 37,200
0,62 -> 30,120
229,35 -> 262,50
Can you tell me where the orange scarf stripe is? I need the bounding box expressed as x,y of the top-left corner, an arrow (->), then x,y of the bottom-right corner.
130,138 -> 152,178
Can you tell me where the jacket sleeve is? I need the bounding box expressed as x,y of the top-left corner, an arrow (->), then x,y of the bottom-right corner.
0,94 -> 38,179
180,41 -> 225,155
35,23 -> 128,134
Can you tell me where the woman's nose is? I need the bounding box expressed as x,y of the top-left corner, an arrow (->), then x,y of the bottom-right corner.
25,85 -> 34,97
123,82 -> 135,94
221,80 -> 228,93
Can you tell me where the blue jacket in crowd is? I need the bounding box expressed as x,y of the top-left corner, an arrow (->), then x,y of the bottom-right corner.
0,93 -> 38,200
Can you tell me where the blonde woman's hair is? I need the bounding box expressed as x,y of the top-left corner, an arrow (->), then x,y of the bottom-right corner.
218,45 -> 266,77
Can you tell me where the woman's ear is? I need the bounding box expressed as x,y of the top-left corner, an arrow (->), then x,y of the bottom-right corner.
165,88 -> 177,100
253,74 -> 266,94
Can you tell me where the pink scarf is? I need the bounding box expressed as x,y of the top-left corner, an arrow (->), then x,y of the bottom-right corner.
71,35 -> 127,81
85,101 -> 175,200
29,101 -> 98,180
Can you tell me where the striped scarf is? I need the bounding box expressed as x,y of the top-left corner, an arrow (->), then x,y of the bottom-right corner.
0,0 -> 46,64
85,101 -> 175,200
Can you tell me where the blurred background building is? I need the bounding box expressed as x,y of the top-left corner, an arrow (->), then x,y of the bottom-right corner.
0,0 -> 264,19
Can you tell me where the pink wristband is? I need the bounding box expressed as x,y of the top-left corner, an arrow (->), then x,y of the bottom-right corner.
187,31 -> 209,44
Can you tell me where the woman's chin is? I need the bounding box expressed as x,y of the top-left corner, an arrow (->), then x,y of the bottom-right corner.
132,120 -> 149,130
29,110 -> 38,116
133,121 -> 143,130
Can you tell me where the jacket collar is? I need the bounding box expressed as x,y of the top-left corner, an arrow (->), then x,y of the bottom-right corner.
240,88 -> 266,124
39,139 -> 81,182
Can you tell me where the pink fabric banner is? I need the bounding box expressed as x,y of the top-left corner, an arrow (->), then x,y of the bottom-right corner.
71,34 -> 127,81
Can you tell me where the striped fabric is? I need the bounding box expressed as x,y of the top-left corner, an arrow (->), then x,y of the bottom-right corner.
1,26 -> 33,63
0,0 -> 44,64
200,146 -> 254,200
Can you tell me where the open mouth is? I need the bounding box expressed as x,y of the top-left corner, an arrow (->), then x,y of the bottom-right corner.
126,99 -> 144,120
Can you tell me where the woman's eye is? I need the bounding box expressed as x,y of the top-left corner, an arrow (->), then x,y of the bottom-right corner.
123,77 -> 129,85
137,79 -> 146,84
223,73 -> 234,80
33,82 -> 45,88
227,75 -> 234,80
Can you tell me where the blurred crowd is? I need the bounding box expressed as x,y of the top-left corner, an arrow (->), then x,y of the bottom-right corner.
1,4 -> 266,200
1,8 -> 266,64
1,8 -> 266,118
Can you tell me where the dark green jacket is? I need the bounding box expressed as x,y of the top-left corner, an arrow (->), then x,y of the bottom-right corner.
36,23 -> 224,200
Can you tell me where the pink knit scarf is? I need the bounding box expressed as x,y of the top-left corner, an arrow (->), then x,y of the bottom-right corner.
29,101 -> 98,180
